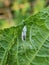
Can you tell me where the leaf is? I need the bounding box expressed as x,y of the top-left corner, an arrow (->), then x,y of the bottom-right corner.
0,28 -> 16,65
31,37 -> 49,65
0,7 -> 49,65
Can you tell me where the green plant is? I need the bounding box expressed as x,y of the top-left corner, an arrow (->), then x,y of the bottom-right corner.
0,7 -> 49,65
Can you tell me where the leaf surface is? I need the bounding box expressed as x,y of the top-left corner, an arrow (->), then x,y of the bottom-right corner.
0,7 -> 49,65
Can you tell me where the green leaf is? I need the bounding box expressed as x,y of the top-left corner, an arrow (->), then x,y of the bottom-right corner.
0,7 -> 49,65
0,28 -> 16,65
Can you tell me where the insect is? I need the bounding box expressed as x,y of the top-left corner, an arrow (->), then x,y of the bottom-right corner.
22,23 -> 27,41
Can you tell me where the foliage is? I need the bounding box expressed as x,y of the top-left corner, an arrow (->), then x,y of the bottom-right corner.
0,7 -> 49,65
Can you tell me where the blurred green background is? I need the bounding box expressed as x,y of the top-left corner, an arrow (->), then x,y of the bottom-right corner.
0,0 -> 49,29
